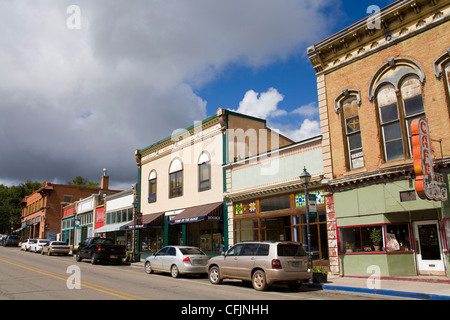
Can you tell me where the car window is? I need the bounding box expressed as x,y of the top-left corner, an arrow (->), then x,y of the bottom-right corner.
240,244 -> 259,256
226,244 -> 243,256
277,244 -> 307,256
179,247 -> 204,255
52,242 -> 67,245
256,244 -> 270,256
156,247 -> 169,256
167,247 -> 176,256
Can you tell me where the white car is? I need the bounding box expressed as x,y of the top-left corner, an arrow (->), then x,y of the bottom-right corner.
29,239 -> 50,253
21,239 -> 36,251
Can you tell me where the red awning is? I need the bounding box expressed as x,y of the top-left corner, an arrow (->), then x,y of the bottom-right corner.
168,202 -> 223,225
124,212 -> 164,229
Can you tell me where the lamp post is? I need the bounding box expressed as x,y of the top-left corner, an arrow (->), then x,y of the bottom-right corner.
299,167 -> 312,273
132,199 -> 138,263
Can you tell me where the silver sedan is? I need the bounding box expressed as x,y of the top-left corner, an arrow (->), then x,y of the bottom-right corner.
144,246 -> 210,278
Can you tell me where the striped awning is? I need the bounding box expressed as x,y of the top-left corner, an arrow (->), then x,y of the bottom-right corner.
124,212 -> 164,230
168,202 -> 223,225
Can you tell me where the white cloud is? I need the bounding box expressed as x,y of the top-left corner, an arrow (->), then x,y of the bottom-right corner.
292,102 -> 319,118
235,88 -> 287,119
0,0 -> 333,188
281,119 -> 321,142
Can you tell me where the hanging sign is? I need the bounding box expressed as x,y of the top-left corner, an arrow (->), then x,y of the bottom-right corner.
411,118 -> 447,201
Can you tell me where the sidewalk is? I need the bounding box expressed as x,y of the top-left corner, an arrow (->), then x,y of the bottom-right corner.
308,274 -> 450,300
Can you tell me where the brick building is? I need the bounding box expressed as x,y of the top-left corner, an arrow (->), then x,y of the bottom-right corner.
308,0 -> 450,277
20,175 -> 117,241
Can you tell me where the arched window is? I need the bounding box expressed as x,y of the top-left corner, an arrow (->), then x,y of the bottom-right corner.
335,89 -> 364,170
433,49 -> 450,110
198,151 -> 211,191
370,57 -> 426,162
376,76 -> 425,161
169,158 -> 183,198
148,170 -> 157,203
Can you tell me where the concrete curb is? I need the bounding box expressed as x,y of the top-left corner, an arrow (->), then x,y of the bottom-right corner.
308,283 -> 450,300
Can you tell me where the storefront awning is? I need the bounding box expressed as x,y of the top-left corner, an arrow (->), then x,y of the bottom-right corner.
168,202 -> 223,225
94,221 -> 129,234
124,212 -> 165,229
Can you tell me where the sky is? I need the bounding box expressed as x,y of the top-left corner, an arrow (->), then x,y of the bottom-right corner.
0,0 -> 396,190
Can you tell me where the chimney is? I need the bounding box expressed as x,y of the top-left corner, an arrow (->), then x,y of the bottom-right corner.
101,168 -> 109,190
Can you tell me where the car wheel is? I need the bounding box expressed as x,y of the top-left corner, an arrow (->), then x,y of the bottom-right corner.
252,270 -> 268,291
91,254 -> 98,265
145,261 -> 154,274
171,265 -> 180,278
208,266 -> 222,285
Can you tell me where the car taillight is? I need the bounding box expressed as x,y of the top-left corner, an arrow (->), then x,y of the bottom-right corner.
97,246 -> 102,253
271,259 -> 282,269
182,257 -> 191,264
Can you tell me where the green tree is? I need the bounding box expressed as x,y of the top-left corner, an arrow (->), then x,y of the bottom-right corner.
68,176 -> 99,188
0,180 -> 44,234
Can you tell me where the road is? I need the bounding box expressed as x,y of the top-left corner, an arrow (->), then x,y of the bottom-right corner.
0,246 -> 404,303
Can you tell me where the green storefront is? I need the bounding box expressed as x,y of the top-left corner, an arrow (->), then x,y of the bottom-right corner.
333,174 -> 450,278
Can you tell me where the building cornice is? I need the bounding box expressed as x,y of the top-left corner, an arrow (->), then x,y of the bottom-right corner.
307,0 -> 449,74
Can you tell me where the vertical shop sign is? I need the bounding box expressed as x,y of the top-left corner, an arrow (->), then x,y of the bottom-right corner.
411,118 -> 447,201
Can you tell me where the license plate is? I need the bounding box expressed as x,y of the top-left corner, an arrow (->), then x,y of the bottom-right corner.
292,261 -> 299,267
110,255 -> 117,258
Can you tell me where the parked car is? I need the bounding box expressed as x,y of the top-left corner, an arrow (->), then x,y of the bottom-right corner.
145,246 -> 210,278
29,239 -> 50,253
206,241 -> 311,291
21,239 -> 36,251
41,241 -> 71,256
76,237 -> 126,265
2,235 -> 20,247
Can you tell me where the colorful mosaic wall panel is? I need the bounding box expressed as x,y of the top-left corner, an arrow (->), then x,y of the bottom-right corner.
235,201 -> 256,215
295,191 -> 324,207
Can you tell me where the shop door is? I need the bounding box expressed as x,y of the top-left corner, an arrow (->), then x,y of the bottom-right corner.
413,221 -> 445,275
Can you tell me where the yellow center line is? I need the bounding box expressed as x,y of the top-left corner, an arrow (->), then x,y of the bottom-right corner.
0,257 -> 147,300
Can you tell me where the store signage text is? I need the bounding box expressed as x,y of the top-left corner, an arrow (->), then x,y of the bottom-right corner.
411,118 -> 447,201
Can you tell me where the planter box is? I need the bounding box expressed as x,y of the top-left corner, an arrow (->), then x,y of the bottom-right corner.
313,272 -> 328,284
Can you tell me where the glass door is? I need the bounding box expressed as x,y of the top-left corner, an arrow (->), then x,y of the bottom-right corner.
413,220 -> 445,275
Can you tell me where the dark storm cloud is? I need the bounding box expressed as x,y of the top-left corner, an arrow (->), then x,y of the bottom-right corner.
0,0 -> 333,189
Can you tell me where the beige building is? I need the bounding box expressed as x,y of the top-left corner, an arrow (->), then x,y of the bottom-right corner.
134,108 -> 293,256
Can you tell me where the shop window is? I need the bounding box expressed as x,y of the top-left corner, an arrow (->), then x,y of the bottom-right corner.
339,224 -> 412,254
169,158 -> 183,198
234,219 -> 258,242
385,223 -> 412,252
339,225 -> 383,253
148,170 -> 157,203
260,195 -> 290,212
198,151 -> 211,192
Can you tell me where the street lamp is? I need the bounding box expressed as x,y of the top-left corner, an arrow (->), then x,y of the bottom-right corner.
132,199 -> 138,263
299,167 -> 312,274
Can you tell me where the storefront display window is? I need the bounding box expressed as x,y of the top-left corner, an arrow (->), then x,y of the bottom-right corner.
260,195 -> 290,212
339,223 -> 412,254
140,227 -> 164,253
187,220 -> 223,255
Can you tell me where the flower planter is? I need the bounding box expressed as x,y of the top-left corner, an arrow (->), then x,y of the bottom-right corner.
313,272 -> 328,284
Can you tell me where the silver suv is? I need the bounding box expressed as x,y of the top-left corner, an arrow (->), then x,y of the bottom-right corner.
206,241 -> 311,291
